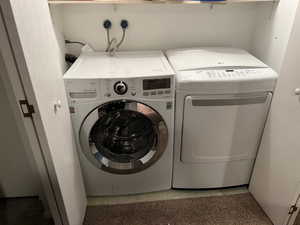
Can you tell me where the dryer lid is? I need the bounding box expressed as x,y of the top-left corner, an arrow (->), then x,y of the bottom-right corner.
166,47 -> 267,71
64,51 -> 175,79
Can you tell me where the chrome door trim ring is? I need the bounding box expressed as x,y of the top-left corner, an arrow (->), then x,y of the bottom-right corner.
79,99 -> 168,174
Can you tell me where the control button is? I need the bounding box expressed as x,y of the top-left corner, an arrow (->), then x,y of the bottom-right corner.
165,90 -> 171,94
157,90 -> 164,95
143,92 -> 149,96
114,81 -> 128,95
151,91 -> 156,96
131,92 -> 136,96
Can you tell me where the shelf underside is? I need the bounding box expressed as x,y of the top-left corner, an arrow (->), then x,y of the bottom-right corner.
48,0 -> 277,5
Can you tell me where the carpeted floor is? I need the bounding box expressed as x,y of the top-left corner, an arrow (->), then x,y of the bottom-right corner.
84,193 -> 272,225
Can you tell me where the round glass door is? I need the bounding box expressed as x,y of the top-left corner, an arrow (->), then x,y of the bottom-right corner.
79,100 -> 168,174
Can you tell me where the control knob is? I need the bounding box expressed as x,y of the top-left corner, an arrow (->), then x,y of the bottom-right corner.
114,81 -> 128,95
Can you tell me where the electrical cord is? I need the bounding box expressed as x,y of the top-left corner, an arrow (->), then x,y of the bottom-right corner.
103,19 -> 128,54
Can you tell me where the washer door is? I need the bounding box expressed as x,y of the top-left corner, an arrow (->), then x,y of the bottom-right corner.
79,100 -> 168,174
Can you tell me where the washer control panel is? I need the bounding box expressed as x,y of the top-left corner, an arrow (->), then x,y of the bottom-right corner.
103,76 -> 173,99
142,77 -> 171,97
142,89 -> 171,97
64,76 -> 174,102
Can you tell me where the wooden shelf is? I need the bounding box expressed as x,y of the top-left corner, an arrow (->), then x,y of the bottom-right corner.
48,0 -> 278,5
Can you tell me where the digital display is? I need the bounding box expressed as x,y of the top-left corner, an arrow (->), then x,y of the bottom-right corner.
143,78 -> 171,90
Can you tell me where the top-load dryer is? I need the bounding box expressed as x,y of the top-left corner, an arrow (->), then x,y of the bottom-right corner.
166,48 -> 278,189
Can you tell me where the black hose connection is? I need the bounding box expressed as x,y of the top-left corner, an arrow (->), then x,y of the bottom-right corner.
103,19 -> 129,56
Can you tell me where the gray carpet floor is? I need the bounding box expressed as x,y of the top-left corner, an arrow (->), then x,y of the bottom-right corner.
84,193 -> 273,225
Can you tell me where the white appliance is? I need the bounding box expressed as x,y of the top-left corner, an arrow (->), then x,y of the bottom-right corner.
166,47 -> 278,189
64,51 -> 175,196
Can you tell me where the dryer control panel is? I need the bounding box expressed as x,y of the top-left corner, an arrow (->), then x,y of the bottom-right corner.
188,68 -> 276,81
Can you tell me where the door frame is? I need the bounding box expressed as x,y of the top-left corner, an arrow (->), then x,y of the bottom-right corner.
0,3 -> 66,225
285,183 -> 300,225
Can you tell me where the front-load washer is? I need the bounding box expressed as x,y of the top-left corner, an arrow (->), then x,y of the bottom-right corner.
166,47 -> 278,189
64,51 -> 175,196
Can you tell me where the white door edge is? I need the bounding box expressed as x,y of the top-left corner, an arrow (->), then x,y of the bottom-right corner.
0,5 -> 64,225
1,1 -> 87,224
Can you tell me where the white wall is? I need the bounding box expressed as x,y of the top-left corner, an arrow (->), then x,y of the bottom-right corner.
251,0 -> 300,72
50,3 -> 260,56
51,2 -> 298,72
50,5 -> 67,73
